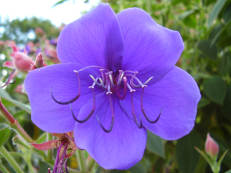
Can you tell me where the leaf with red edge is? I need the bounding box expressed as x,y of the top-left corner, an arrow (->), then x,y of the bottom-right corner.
32,140 -> 59,150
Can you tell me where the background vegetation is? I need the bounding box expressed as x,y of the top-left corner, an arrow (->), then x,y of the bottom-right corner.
0,0 -> 231,172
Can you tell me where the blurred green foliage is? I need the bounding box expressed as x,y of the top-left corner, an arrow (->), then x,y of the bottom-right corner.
0,0 -> 231,172
0,17 -> 59,44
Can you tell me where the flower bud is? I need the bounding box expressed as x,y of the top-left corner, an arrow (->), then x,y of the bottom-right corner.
35,53 -> 45,68
12,52 -> 34,72
35,27 -> 45,37
205,133 -> 219,157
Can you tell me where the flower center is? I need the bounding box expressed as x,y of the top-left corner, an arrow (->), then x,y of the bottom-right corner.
50,66 -> 161,133
87,68 -> 153,99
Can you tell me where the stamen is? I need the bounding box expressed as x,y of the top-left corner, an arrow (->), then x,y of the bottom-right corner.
131,76 -> 147,88
51,71 -> 80,105
115,76 -> 127,99
140,88 -> 161,124
64,159 -> 69,173
89,74 -> 96,81
125,70 -> 138,74
126,77 -> 136,92
59,144 -> 68,173
98,78 -> 104,87
89,76 -> 99,89
117,70 -> 124,86
105,73 -> 112,95
70,88 -> 95,123
131,93 -> 142,128
107,71 -> 114,86
53,143 -> 63,172
144,76 -> 154,85
97,95 -> 114,133
99,69 -> 105,85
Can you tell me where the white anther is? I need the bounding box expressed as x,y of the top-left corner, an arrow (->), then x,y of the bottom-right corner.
132,76 -> 147,88
107,71 -> 114,86
125,70 -> 138,74
98,78 -> 104,87
89,76 -> 99,89
106,81 -> 112,94
89,74 -> 96,81
106,91 -> 113,95
117,70 -> 124,86
126,83 -> 136,92
144,76 -> 154,85
99,69 -> 105,82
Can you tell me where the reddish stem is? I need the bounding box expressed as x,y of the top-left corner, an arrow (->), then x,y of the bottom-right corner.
0,100 -> 15,123
0,100 -> 33,143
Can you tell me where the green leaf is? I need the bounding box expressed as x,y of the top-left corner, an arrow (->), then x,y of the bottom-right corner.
198,98 -> 210,108
225,170 -> 231,173
208,0 -> 227,27
197,40 -> 218,59
0,88 -> 31,113
0,128 -> 11,146
130,159 -> 151,173
146,131 -> 165,158
176,132 -> 202,173
53,0 -> 68,7
35,133 -> 47,143
203,76 -> 227,104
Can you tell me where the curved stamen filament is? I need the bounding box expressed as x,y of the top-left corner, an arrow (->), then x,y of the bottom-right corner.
70,88 -> 95,123
115,76 -> 127,100
140,88 -> 161,124
53,143 -> 63,172
64,159 -> 69,173
59,144 -> 68,172
131,93 -> 142,128
97,95 -> 114,133
51,71 -> 80,105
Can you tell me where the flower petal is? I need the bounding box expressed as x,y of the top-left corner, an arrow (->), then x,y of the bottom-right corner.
24,63 -> 92,133
117,8 -> 184,82
121,67 -> 200,140
74,95 -> 147,169
57,4 -> 124,71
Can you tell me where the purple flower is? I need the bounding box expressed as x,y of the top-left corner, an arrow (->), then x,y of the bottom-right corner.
25,4 -> 201,170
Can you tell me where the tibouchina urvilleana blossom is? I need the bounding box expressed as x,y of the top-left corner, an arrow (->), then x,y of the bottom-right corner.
25,4 -> 201,170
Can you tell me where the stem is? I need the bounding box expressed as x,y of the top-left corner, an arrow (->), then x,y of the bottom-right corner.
46,133 -> 53,162
0,160 -> 10,173
87,158 -> 96,173
0,100 -> 34,143
76,150 -> 86,172
0,146 -> 24,173
0,99 -> 16,123
146,0 -> 151,13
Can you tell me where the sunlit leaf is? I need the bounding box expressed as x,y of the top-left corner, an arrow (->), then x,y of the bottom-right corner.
0,127 -> 11,146
0,88 -> 31,113
208,0 -> 227,27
